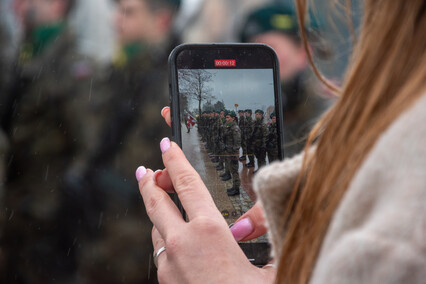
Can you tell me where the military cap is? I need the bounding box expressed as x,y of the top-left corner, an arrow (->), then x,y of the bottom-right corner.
165,0 -> 181,9
240,4 -> 299,42
229,111 -> 237,118
270,112 -> 276,119
238,110 -> 244,113
255,109 -> 264,115
245,109 -> 252,114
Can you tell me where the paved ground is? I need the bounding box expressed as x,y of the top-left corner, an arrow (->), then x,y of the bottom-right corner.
181,125 -> 268,243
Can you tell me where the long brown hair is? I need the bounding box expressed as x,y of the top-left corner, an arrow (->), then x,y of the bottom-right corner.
276,1 -> 426,283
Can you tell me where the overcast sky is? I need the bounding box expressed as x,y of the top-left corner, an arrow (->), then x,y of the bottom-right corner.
184,69 -> 275,113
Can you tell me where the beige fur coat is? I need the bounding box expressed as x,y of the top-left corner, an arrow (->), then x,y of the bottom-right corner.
254,94 -> 426,283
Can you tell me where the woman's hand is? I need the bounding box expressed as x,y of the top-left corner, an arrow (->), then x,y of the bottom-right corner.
160,106 -> 268,242
136,138 -> 274,283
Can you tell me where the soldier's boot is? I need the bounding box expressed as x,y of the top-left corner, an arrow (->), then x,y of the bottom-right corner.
238,156 -> 246,162
227,186 -> 240,196
221,173 -> 232,181
216,163 -> 224,171
246,156 -> 255,167
220,171 -> 230,178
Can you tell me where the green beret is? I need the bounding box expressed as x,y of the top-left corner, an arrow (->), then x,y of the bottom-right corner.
229,111 -> 237,118
255,109 -> 264,115
240,4 -> 299,42
224,110 -> 230,116
270,112 -> 276,119
245,109 -> 252,113
166,0 -> 181,8
238,110 -> 244,113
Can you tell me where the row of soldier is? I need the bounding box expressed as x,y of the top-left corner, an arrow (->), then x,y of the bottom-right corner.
197,109 -> 279,196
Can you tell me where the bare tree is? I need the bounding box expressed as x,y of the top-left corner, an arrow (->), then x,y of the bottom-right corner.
178,69 -> 215,117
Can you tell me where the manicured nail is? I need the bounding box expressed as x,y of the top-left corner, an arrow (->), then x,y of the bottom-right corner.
160,138 -> 171,153
153,169 -> 162,182
230,218 -> 254,241
135,166 -> 147,182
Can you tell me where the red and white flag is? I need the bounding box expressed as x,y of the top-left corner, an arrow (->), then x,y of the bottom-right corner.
186,114 -> 196,128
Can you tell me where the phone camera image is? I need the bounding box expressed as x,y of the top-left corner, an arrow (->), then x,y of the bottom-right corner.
171,45 -> 282,249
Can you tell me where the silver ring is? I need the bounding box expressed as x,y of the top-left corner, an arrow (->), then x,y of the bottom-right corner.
153,246 -> 166,268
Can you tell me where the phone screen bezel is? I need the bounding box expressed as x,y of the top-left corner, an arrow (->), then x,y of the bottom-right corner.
168,43 -> 284,265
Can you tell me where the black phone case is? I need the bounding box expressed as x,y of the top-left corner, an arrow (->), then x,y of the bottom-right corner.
168,43 -> 284,265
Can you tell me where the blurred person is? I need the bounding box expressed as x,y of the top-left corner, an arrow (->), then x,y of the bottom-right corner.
136,0 -> 426,283
240,3 -> 336,158
178,0 -> 266,43
76,0 -> 181,282
0,0 -> 105,282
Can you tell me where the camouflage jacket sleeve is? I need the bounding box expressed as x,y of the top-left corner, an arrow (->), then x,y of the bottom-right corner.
233,124 -> 241,153
262,124 -> 267,148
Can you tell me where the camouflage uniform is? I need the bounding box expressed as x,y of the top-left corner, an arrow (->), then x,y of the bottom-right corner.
238,112 -> 247,160
244,113 -> 255,166
267,121 -> 279,162
0,25 -> 101,283
211,114 -> 221,163
216,116 -> 226,171
223,119 -> 241,191
81,43 -> 172,283
252,116 -> 267,168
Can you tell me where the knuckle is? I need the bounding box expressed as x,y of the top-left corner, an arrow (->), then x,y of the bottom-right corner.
165,234 -> 182,259
174,173 -> 199,195
145,192 -> 166,216
192,217 -> 223,235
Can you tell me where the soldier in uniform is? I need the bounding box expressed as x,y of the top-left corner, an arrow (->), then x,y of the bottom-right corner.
267,112 -> 279,162
211,111 -> 221,163
221,111 -> 241,196
238,110 -> 247,162
79,0 -> 181,282
216,109 -> 226,171
240,3 -> 335,158
245,109 -> 255,167
252,109 -> 267,170
0,0 -> 102,282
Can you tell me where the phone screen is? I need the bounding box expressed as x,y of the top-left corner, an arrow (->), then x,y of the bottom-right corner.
170,44 -> 283,264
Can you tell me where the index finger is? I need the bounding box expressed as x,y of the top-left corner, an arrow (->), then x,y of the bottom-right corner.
159,137 -> 222,221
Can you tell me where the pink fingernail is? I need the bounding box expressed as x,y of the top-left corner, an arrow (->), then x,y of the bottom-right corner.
230,218 -> 254,241
135,166 -> 147,182
160,138 -> 171,153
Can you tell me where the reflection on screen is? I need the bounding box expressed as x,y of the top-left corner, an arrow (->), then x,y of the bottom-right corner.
178,68 -> 277,244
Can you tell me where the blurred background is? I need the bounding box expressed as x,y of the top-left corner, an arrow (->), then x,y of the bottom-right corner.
0,0 -> 361,283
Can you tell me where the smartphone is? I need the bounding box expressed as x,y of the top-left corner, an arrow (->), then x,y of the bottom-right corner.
168,43 -> 284,265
